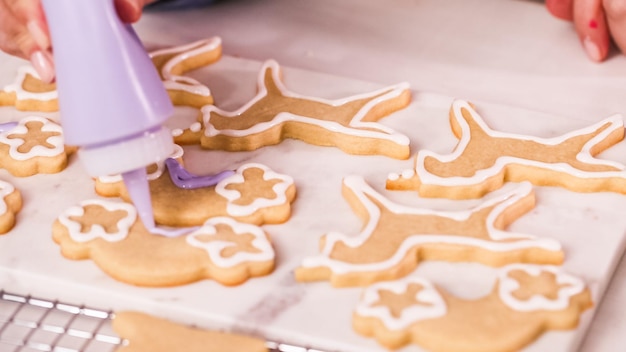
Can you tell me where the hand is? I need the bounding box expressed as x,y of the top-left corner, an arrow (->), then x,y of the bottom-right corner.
546,0 -> 626,62
0,0 -> 155,83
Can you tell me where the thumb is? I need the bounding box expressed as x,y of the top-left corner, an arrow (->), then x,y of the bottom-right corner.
115,0 -> 156,23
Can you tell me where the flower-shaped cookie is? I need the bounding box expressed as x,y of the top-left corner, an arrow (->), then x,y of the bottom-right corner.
0,116 -> 75,176
0,66 -> 58,111
0,180 -> 22,234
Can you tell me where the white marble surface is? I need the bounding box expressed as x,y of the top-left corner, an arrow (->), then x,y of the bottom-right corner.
1,0 -> 626,350
1,54 -> 626,351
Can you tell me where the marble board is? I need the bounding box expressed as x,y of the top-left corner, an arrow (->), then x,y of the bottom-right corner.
1,54 -> 626,352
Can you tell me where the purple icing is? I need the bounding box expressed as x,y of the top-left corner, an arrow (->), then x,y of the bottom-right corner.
0,122 -> 19,133
165,158 -> 235,189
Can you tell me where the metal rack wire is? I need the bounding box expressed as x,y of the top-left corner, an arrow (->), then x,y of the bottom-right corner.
0,290 -> 327,352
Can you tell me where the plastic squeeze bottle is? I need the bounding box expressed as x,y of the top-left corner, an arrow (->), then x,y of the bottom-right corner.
41,0 -> 173,232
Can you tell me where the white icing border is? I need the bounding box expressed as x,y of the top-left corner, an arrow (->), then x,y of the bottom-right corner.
0,180 -> 15,214
58,199 -> 137,243
215,163 -> 294,217
389,100 -> 626,185
301,177 -> 561,274
0,116 -> 64,160
186,216 -> 274,268
201,60 -> 410,147
356,275 -> 447,331
3,66 -> 58,101
149,37 -> 221,97
498,264 -> 586,312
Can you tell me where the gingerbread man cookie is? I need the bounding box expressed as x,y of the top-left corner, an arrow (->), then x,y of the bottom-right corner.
387,100 -> 626,199
0,180 -> 22,234
150,37 -> 222,109
113,311 -> 268,352
0,116 -> 75,176
97,161 -> 296,227
353,265 -> 592,351
52,199 -> 275,286
296,176 -> 563,287
0,66 -> 58,112
200,60 -> 412,159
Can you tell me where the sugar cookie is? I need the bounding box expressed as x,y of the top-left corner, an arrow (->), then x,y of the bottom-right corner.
0,180 -> 22,234
387,100 -> 626,199
200,60 -> 411,159
0,66 -> 58,112
353,265 -> 592,351
296,177 -> 563,287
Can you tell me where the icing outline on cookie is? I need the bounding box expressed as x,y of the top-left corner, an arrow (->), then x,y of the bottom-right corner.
0,116 -> 64,160
58,199 -> 137,243
216,163 -> 295,217
186,216 -> 274,268
3,66 -> 58,102
498,264 -> 586,311
388,100 -> 626,197
300,177 -> 561,277
201,60 -> 411,158
356,276 -> 447,331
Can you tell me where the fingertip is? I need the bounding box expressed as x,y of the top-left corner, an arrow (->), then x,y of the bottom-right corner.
115,0 -> 142,23
546,0 -> 575,21
30,50 -> 55,83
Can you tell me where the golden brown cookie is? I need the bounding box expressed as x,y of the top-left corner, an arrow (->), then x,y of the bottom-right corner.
150,37 -> 222,109
113,311 -> 268,352
96,162 -> 296,227
0,66 -> 58,112
0,180 -> 22,234
296,176 -> 563,287
200,60 -> 412,159
353,265 -> 592,351
387,99 -> 626,199
0,116 -> 75,176
52,199 -> 275,286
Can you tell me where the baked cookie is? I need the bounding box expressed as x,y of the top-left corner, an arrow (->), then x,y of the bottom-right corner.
97,161 -> 296,227
0,116 -> 75,176
296,176 -> 563,287
150,37 -> 222,109
52,199 -> 275,286
0,180 -> 22,234
387,99 -> 626,199
113,311 -> 267,352
200,60 -> 412,159
353,264 -> 592,351
0,66 -> 58,112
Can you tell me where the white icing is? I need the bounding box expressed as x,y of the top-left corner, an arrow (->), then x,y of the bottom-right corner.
215,163 -> 294,217
202,60 -> 410,147
407,100 -> 626,186
171,129 -> 183,137
301,176 -> 561,274
97,144 -> 184,184
190,122 -> 202,132
401,169 -> 415,179
0,116 -> 64,160
58,199 -> 136,243
3,66 -> 58,101
498,264 -> 586,312
149,37 -> 221,97
186,216 -> 274,268
356,275 -> 447,330
0,180 -> 16,214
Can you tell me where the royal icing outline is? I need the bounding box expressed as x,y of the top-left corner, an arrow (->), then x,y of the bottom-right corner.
149,37 -> 221,97
0,116 -> 64,160
356,275 -> 447,331
58,199 -> 137,243
216,163 -> 295,217
97,144 -> 185,184
2,66 -> 58,102
498,264 -> 586,312
186,216 -> 274,268
201,60 -> 411,157
0,180 -> 16,215
300,177 -> 561,277
388,100 -> 626,196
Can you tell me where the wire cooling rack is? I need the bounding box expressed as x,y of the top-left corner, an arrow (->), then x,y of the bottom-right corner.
0,290 -> 327,352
